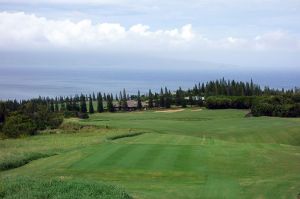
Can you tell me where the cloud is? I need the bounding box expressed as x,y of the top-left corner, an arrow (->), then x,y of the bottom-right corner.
0,11 -> 299,53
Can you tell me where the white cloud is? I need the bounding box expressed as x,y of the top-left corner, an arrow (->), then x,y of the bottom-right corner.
0,12 -> 299,52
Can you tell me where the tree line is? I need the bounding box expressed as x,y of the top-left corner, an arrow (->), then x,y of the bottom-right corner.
1,78 -> 300,138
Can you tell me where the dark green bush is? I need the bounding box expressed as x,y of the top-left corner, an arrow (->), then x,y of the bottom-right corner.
231,96 -> 254,109
47,112 -> 64,129
291,94 -> 300,103
2,114 -> 36,138
78,112 -> 89,119
251,103 -> 274,116
206,96 -> 232,109
63,111 -> 78,118
251,95 -> 300,117
286,103 -> 300,117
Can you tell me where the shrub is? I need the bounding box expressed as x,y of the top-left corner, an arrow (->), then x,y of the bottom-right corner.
286,103 -> 300,117
46,112 -> 64,129
2,114 -> 36,138
206,96 -> 232,109
64,111 -> 78,118
78,112 -> 89,119
251,103 -> 274,116
291,94 -> 300,103
231,96 -> 253,109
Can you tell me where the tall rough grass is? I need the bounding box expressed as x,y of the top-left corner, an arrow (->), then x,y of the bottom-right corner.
107,132 -> 145,140
0,177 -> 132,199
0,152 -> 56,171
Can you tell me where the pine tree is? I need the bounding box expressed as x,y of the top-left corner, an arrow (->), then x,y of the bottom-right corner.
72,97 -> 80,112
50,100 -> 55,112
55,101 -> 59,112
175,90 -> 181,106
66,97 -> 71,111
106,95 -> 114,112
154,93 -> 159,107
188,93 -> 193,107
148,89 -> 153,108
164,87 -> 171,108
178,87 -> 186,108
60,101 -> 66,112
159,88 -> 165,108
80,94 -> 87,113
137,90 -> 142,110
122,89 -> 128,111
97,92 -> 104,113
89,95 -> 94,114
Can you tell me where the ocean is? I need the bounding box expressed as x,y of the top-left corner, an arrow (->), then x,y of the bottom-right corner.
0,67 -> 299,100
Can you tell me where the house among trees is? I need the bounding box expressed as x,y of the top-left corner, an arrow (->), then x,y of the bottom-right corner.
184,96 -> 205,101
113,100 -> 148,111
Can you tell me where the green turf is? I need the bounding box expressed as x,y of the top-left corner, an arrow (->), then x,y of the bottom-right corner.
80,109 -> 300,145
1,109 -> 300,199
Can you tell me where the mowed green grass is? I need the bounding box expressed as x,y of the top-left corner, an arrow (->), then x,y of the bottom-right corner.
1,109 -> 300,199
80,109 -> 300,145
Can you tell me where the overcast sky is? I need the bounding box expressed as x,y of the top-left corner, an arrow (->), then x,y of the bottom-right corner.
0,0 -> 300,71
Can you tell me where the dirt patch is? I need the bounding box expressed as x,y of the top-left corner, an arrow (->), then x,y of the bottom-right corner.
191,109 -> 202,112
155,109 -> 184,113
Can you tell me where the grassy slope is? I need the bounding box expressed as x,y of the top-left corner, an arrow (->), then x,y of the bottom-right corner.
1,109 -> 300,199
0,123 -> 134,170
79,109 -> 300,145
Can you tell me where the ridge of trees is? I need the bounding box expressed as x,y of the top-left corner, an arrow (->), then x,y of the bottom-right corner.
1,78 -> 300,138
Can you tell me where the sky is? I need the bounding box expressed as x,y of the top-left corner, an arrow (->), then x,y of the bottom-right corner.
0,0 -> 300,71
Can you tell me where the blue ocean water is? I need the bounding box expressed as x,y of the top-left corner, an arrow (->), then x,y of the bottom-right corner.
0,67 -> 299,100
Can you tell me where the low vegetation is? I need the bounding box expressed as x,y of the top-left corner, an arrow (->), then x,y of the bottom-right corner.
0,177 -> 132,199
0,152 -> 56,171
107,132 -> 145,140
0,100 -> 63,138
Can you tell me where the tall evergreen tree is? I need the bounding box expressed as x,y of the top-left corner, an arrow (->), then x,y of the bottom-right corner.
97,92 -> 104,113
178,87 -> 186,108
89,95 -> 94,113
66,97 -> 71,111
175,90 -> 181,106
60,101 -> 66,112
148,89 -> 153,108
164,87 -> 171,108
188,90 -> 194,107
154,93 -> 159,107
72,98 -> 80,112
106,95 -> 114,112
54,101 -> 59,112
0,102 -> 6,123
159,88 -> 165,108
80,94 -> 87,113
50,100 -> 55,112
137,90 -> 142,110
122,89 -> 128,111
